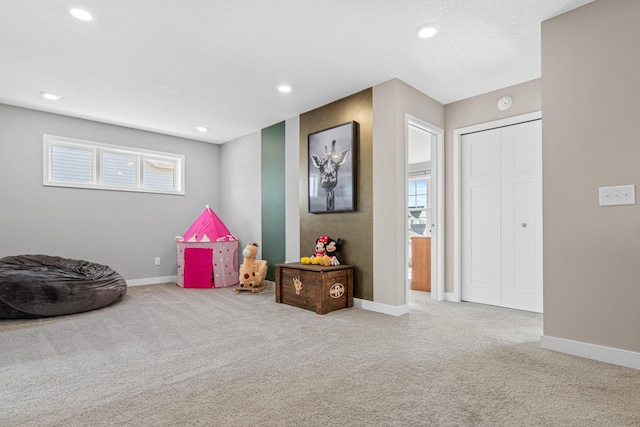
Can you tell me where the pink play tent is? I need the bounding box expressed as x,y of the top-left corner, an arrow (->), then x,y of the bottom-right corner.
175,206 -> 239,288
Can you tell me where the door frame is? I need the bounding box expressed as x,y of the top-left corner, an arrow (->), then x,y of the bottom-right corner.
405,114 -> 444,302
452,111 -> 542,302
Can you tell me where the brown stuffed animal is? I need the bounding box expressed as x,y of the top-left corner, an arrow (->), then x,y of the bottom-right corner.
235,243 -> 268,293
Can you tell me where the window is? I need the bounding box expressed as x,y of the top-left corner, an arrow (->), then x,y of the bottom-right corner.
43,134 -> 185,195
408,178 -> 429,209
408,177 -> 430,236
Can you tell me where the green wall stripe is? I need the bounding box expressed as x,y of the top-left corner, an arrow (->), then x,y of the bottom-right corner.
261,121 -> 286,281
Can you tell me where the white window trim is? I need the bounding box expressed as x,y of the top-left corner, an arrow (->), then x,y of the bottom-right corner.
43,134 -> 185,195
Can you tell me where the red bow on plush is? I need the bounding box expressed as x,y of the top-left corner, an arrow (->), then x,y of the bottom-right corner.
318,236 -> 329,244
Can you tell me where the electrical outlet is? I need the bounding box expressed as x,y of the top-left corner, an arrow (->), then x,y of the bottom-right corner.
599,184 -> 635,206
154,257 -> 161,266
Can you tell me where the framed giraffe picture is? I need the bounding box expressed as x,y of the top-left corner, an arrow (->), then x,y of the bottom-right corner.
307,121 -> 358,213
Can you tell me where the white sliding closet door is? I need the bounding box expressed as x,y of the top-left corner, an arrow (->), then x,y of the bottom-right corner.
461,120 -> 542,313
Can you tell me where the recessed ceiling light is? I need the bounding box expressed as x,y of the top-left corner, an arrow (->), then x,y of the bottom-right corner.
196,126 -> 209,132
66,4 -> 96,22
417,24 -> 439,39
41,92 -> 61,101
278,85 -> 292,93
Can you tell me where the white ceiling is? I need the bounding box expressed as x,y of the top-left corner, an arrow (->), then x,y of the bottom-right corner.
0,0 -> 593,145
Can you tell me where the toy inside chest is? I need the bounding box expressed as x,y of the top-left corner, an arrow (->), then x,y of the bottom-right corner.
275,263 -> 353,315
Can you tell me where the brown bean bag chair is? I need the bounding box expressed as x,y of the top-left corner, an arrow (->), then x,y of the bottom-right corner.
0,255 -> 127,319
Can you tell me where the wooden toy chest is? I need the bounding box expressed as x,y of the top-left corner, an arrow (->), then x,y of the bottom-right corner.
275,263 -> 353,315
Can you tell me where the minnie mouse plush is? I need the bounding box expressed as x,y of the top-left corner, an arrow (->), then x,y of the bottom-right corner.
300,236 -> 341,266
313,236 -> 329,256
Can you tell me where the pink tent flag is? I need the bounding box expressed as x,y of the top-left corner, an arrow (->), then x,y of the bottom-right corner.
176,206 -> 239,288
182,205 -> 236,242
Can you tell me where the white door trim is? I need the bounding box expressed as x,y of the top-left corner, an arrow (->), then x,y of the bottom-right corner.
405,114 -> 445,302
452,111 -> 542,302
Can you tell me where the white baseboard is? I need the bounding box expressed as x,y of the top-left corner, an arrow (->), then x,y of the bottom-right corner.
126,276 -> 273,290
445,292 -> 457,302
541,335 -> 640,371
354,298 -> 409,316
126,275 -> 178,287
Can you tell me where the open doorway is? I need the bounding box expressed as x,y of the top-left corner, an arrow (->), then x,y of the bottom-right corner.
407,125 -> 432,293
406,116 -> 444,303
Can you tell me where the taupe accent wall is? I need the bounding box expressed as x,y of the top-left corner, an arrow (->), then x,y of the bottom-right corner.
299,89 -> 373,300
542,0 -> 640,352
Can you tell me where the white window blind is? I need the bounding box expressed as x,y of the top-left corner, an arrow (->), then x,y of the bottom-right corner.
101,151 -> 138,188
43,134 -> 185,195
143,158 -> 176,190
51,145 -> 94,184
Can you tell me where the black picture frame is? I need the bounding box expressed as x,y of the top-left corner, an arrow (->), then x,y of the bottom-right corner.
308,121 -> 358,213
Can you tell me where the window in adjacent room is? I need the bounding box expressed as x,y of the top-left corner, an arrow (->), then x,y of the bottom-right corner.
43,134 -> 185,195
408,176 -> 430,236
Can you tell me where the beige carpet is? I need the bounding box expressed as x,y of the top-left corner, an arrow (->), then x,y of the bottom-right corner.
1,284 -> 638,426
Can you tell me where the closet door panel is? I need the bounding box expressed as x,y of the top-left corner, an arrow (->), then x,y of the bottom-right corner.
461,128 -> 502,306
501,121 -> 542,312
462,120 -> 542,313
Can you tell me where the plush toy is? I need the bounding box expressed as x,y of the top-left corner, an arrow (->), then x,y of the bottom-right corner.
325,237 -> 342,265
235,243 -> 268,293
301,236 -> 340,266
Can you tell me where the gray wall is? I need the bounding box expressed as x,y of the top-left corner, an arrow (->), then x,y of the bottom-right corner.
542,0 -> 640,352
220,116 -> 301,269
0,104 -> 220,281
219,131 -> 263,256
372,79 -> 444,306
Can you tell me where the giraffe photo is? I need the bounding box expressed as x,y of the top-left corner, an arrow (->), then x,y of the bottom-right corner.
307,121 -> 357,213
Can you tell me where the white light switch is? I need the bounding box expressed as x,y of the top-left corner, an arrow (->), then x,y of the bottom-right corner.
599,185 -> 635,206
